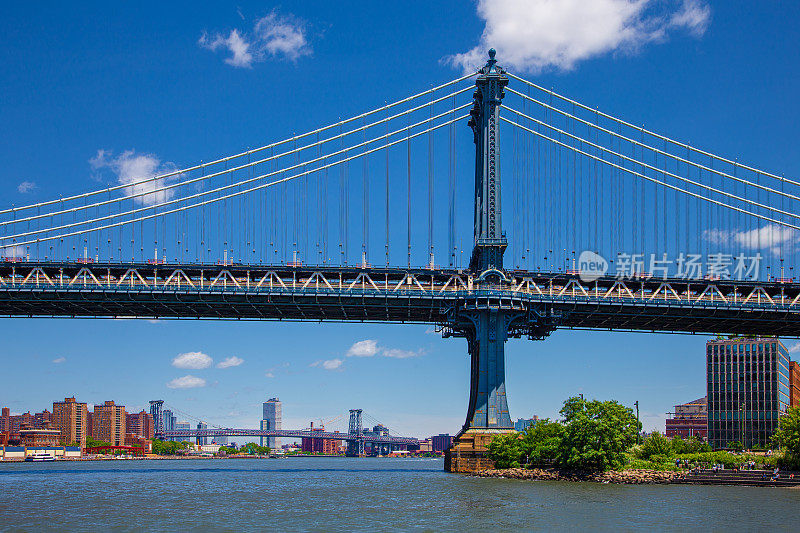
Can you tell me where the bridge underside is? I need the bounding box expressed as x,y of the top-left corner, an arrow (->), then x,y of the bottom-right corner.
0,262 -> 798,336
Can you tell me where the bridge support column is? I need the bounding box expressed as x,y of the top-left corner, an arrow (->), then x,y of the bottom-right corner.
444,307 -> 516,473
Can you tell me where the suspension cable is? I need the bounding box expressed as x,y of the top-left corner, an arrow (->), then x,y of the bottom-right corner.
2,105 -> 471,242
503,105 -> 800,222
9,114 -> 468,247
0,72 -> 477,216
1,86 -> 475,227
502,116 -> 800,231
506,87 -> 800,202
507,72 -> 800,189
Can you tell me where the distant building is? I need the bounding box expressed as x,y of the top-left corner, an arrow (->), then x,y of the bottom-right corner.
124,433 -> 153,453
171,421 -> 190,443
212,435 -> 228,446
126,411 -> 154,439
707,338 -> 791,449
162,410 -> 177,436
196,422 -> 208,446
431,434 -> 452,453
665,397 -> 707,438
19,423 -> 61,447
93,401 -> 126,446
261,398 -> 281,449
52,397 -> 89,447
416,438 -> 432,452
514,417 -> 539,432
301,422 -> 340,454
790,361 -> 800,408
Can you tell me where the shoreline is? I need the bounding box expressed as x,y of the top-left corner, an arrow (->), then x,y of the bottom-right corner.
472,468 -> 679,484
471,467 -> 800,487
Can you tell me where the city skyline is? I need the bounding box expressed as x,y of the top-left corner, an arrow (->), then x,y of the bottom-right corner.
2,2 -> 800,439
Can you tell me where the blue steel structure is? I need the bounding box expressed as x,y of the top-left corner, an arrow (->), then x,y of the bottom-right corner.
449,49 -> 513,433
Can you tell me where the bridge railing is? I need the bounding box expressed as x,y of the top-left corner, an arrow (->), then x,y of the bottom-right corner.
2,261 -> 799,310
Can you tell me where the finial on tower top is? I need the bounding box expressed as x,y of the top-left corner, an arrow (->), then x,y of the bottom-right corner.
480,48 -> 503,75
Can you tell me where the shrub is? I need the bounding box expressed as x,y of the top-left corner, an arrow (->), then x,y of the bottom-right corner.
639,432 -> 672,459
487,432 -> 522,469
520,419 -> 563,467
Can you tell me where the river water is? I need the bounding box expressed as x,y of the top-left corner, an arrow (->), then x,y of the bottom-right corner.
0,457 -> 797,531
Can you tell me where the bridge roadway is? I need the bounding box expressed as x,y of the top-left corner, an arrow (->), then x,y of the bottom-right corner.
0,260 -> 798,336
162,428 -> 418,446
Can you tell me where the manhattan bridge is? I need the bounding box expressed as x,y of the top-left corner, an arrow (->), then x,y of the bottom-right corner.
1,51 -> 798,470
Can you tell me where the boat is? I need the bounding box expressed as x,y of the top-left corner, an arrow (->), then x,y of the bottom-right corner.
25,452 -> 55,462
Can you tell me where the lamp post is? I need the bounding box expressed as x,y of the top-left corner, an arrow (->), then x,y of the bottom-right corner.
634,401 -> 640,445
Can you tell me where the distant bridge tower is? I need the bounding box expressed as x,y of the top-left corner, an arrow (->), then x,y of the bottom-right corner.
346,409 -> 364,457
149,400 -> 164,440
445,50 -> 522,471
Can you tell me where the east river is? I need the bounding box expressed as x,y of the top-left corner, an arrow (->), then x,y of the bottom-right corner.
0,457 -> 798,531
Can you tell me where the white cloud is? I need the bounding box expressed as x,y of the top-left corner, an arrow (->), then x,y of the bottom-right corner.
17,181 -> 36,193
265,372 -> 275,378
199,10 -> 311,68
788,342 -> 800,354
52,356 -> 66,364
216,356 -> 244,369
167,375 -> 207,389
89,149 -> 180,206
345,339 -> 424,360
446,0 -> 711,74
347,339 -> 379,358
703,224 -> 800,257
310,358 -> 344,371
382,348 -> 424,359
172,351 -> 213,369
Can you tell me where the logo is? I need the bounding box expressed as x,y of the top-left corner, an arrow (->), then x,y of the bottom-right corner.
578,250 -> 608,282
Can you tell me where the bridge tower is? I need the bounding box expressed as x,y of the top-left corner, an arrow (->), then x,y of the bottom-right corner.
346,409 -> 365,457
445,50 -> 518,473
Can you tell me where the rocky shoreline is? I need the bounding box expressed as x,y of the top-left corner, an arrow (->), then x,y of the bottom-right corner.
473,467 -> 680,484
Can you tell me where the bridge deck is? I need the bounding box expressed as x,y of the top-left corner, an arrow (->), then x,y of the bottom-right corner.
1,261 -> 798,336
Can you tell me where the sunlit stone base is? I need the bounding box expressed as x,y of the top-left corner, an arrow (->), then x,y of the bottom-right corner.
444,428 -> 515,473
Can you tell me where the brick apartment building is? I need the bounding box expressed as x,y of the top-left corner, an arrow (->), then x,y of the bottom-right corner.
52,397 -> 89,447
93,401 -> 126,446
126,410 -> 155,439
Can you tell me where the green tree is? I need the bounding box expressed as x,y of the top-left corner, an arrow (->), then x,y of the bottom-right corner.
519,419 -> 563,466
773,406 -> 800,468
241,442 -> 270,455
726,441 -> 744,452
486,432 -> 522,469
86,437 -> 113,448
639,432 -> 673,459
151,439 -> 189,455
556,396 -> 640,472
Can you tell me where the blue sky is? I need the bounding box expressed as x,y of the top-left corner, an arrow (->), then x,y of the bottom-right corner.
1,1 -> 800,437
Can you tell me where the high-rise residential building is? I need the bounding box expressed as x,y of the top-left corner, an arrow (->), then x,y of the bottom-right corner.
52,397 -> 88,446
126,410 -> 154,439
162,409 -> 177,436
92,401 -> 126,446
431,434 -> 453,453
514,416 -> 539,432
665,397 -> 708,438
707,338 -> 791,449
260,398 -> 281,449
196,422 -> 208,446
790,361 -> 800,408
